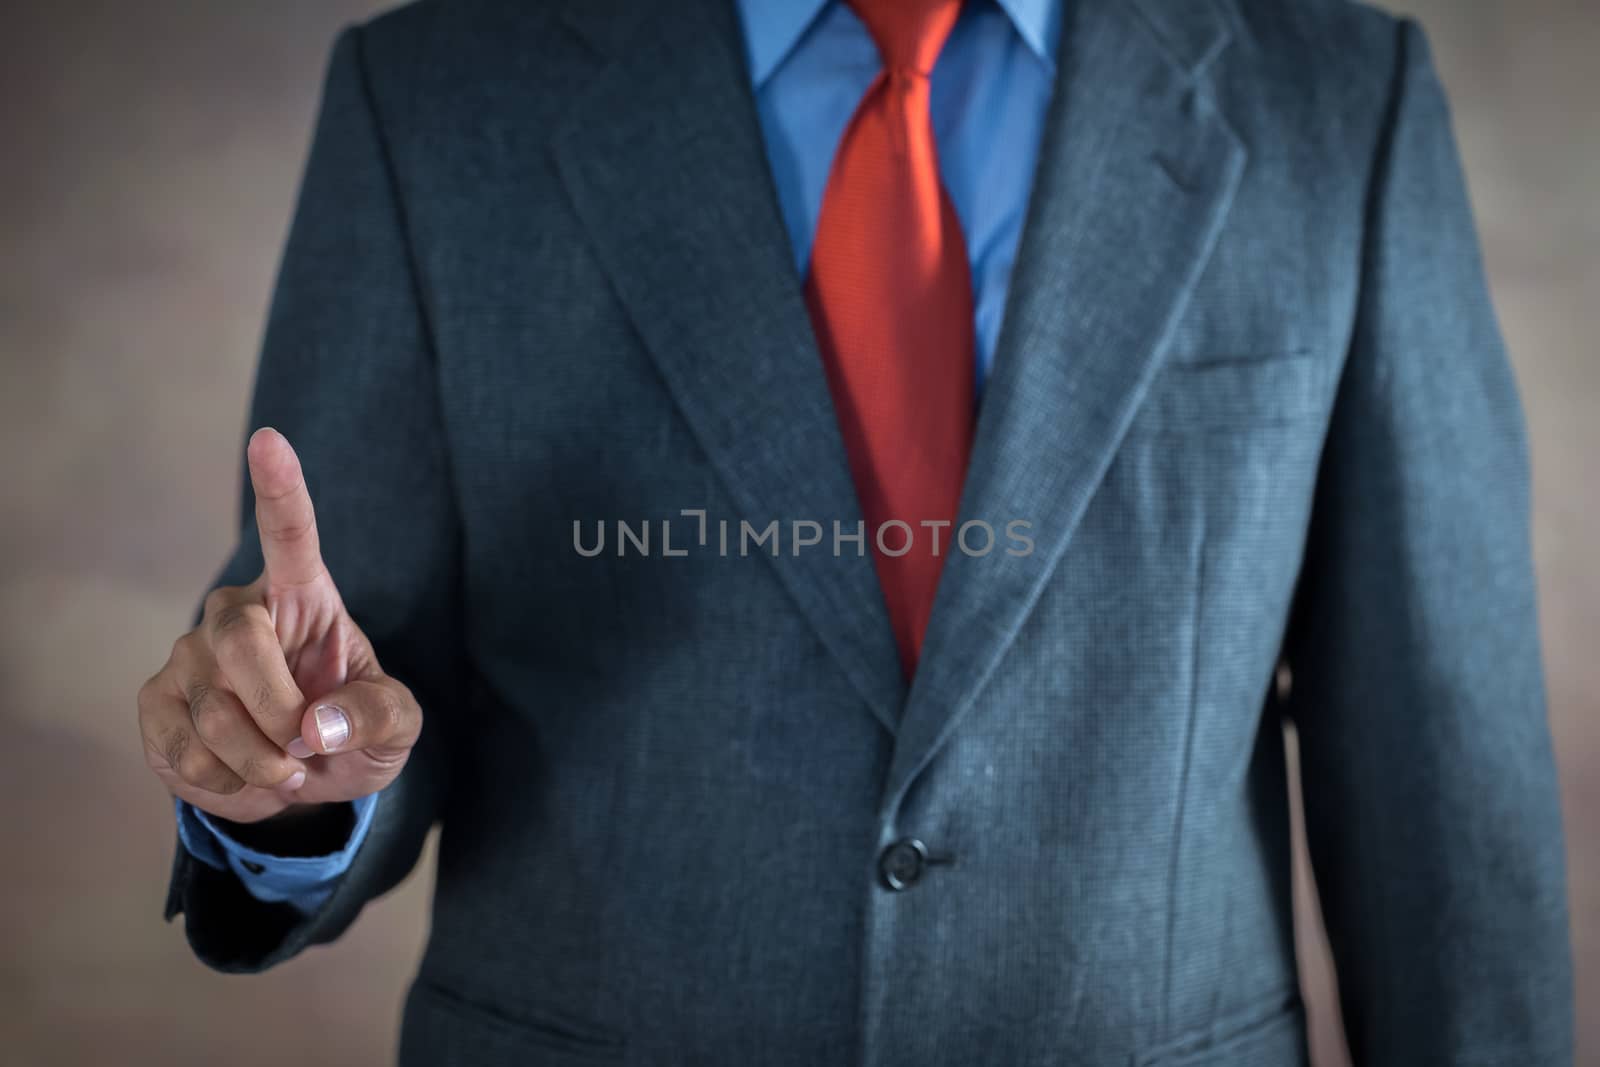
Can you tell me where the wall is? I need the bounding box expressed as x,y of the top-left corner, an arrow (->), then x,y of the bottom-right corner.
1,2 -> 1592,1063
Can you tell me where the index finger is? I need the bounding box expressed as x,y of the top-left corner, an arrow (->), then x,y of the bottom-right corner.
247,427 -> 326,588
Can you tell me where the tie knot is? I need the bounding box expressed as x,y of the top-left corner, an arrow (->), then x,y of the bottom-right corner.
847,0 -> 964,76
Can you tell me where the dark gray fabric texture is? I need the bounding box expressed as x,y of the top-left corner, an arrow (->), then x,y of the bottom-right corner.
164,0 -> 1574,1063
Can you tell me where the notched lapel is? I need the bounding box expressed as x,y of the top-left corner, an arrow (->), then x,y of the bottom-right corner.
884,0 -> 1248,810
548,0 -> 908,732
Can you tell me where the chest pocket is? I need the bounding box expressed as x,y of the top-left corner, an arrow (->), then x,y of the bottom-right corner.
1135,351 -> 1327,433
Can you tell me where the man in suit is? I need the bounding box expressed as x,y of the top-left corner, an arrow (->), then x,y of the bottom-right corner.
138,0 -> 1573,1062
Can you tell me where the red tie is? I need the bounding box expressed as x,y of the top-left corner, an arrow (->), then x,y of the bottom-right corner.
805,0 -> 975,677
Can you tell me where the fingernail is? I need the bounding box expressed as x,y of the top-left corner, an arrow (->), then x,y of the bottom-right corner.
280,769 -> 307,791
286,737 -> 313,759
314,704 -> 350,752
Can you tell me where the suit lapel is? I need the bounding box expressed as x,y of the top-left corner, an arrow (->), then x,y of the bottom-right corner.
548,0 -> 907,732
883,0 -> 1248,808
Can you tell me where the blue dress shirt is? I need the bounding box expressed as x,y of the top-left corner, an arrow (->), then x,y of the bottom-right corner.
175,792 -> 380,910
182,0 -> 1062,911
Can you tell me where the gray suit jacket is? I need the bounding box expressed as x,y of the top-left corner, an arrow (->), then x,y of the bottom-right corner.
165,0 -> 1574,1063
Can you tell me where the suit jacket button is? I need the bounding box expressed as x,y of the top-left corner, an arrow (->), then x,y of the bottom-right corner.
880,839 -> 928,891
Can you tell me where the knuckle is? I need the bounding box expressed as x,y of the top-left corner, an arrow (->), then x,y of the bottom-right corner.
141,730 -> 173,772
188,684 -> 234,745
372,686 -> 412,740
237,755 -> 266,785
203,767 -> 246,795
137,687 -> 175,748
251,678 -> 284,717
177,744 -> 237,793
209,602 -> 263,643
263,510 -> 315,546
162,727 -> 192,774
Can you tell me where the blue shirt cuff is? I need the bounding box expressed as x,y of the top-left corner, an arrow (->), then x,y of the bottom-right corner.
174,792 -> 380,914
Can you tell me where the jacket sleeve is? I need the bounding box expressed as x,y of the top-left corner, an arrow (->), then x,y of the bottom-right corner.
163,22 -> 462,973
1283,18 -> 1573,1065
176,794 -> 379,912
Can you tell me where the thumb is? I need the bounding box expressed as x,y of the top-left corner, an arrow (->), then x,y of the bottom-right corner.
288,676 -> 422,759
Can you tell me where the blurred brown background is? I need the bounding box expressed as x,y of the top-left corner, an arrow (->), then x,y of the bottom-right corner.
0,1 -> 1593,1064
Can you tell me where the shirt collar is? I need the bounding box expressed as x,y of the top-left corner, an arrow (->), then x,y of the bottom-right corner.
994,0 -> 1060,71
734,0 -> 1062,88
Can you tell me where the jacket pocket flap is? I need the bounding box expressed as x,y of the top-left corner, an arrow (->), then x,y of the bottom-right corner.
1134,994 -> 1307,1066
401,977 -> 624,1065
